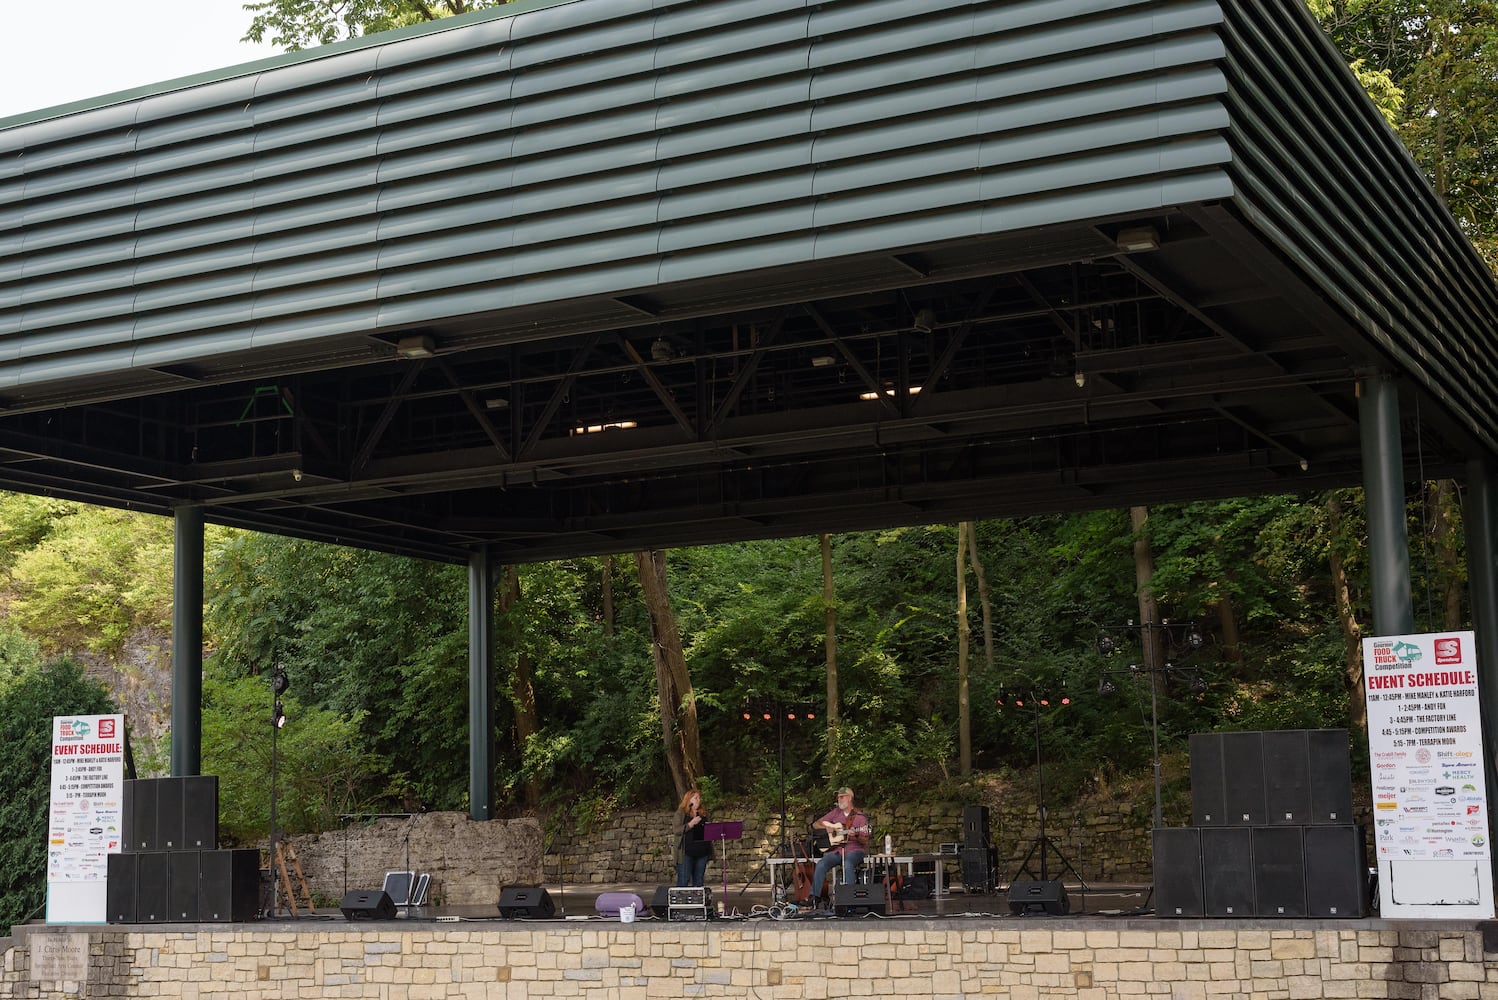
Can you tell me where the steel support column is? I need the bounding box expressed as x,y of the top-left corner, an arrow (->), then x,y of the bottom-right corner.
1464,457 -> 1498,881
1358,374 -> 1414,635
468,546 -> 497,821
170,505 -> 204,776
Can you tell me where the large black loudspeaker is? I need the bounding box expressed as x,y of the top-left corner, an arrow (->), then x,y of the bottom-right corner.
1152,828 -> 1203,917
960,847 -> 994,893
200,849 -> 260,922
833,882 -> 887,916
1222,731 -> 1267,825
182,775 -> 219,850
1304,825 -> 1368,917
1189,733 -> 1226,826
156,777 -> 184,850
1308,729 -> 1353,823
106,852 -> 137,923
1263,730 -> 1311,825
962,805 -> 990,849
168,851 -> 200,921
136,851 -> 170,922
650,884 -> 672,919
1007,879 -> 1069,915
124,778 -> 158,852
1253,826 -> 1307,916
498,885 -> 556,919
340,889 -> 397,920
1201,827 -> 1254,917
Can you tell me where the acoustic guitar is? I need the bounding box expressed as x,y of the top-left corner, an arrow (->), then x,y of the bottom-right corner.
824,821 -> 871,846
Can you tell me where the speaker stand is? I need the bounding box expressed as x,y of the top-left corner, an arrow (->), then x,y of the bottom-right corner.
1012,706 -> 1089,892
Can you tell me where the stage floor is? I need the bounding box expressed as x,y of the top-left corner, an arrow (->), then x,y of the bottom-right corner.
278,880 -> 1154,924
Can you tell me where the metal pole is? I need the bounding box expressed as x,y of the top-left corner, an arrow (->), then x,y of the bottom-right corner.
270,696 -> 279,919
1150,665 -> 1163,830
1034,709 -> 1048,881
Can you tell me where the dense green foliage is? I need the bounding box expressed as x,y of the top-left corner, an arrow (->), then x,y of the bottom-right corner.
0,658 -> 115,935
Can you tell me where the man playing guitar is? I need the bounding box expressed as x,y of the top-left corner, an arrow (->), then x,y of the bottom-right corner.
811,786 -> 871,905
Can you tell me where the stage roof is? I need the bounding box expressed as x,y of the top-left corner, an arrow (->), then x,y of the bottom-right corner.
1,0 -> 1494,563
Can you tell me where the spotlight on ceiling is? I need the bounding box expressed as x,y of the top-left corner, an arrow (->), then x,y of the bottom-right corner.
650,337 -> 675,362
1116,226 -> 1160,253
396,334 -> 436,359
810,355 -> 837,368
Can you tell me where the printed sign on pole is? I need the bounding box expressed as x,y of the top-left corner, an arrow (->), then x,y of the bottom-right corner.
1363,632 -> 1494,919
46,714 -> 126,924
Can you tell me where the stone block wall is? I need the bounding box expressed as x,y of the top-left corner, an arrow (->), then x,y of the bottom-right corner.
282,814 -> 544,907
545,793 -> 1164,887
3,921 -> 1496,998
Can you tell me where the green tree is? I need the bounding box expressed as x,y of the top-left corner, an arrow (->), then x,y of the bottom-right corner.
245,0 -> 515,51
7,506 -> 175,656
0,659 -> 115,934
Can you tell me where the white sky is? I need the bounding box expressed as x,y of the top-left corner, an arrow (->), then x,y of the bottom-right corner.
0,0 -> 289,120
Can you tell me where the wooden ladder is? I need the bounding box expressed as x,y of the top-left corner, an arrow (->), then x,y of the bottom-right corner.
274,840 -> 316,916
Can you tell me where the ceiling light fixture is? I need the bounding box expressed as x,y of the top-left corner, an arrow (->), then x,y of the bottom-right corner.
858,385 -> 922,401
810,355 -> 837,368
571,420 -> 639,436
395,334 -> 436,359
1116,226 -> 1160,253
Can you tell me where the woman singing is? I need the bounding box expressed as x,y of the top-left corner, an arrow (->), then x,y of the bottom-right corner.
673,788 -> 713,887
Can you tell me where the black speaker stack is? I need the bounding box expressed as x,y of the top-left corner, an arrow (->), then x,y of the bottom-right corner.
1154,730 -> 1367,918
960,805 -> 997,893
108,775 -> 260,923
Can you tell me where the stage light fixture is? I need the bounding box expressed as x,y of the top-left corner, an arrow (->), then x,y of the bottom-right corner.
1190,674 -> 1208,695
1184,626 -> 1205,651
272,666 -> 290,695
1097,677 -> 1116,695
273,700 -> 287,729
1095,634 -> 1116,655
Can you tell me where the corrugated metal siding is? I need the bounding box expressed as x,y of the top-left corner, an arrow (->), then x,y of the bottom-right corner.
1217,1 -> 1498,453
0,0 -> 1232,398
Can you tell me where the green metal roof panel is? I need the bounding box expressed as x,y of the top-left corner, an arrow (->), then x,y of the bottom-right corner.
2,0 -> 1473,471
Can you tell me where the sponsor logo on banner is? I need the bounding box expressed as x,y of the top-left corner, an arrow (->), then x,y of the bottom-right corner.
97,718 -> 115,738
1436,786 -> 1456,796
1435,637 -> 1462,664
1416,748 -> 1433,764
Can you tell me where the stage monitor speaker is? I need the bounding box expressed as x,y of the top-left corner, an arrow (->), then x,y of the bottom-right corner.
1305,825 -> 1368,917
960,847 -> 993,893
962,805 -> 990,849
1201,827 -> 1254,917
136,851 -> 170,923
650,884 -> 672,919
1253,826 -> 1307,917
106,851 -> 136,923
1190,732 -> 1226,826
894,874 -> 933,900
340,889 -> 397,920
200,849 -> 260,922
498,885 -> 556,919
1152,828 -> 1204,918
1263,730 -> 1312,824
181,775 -> 219,850
125,778 -> 158,852
168,851 -> 200,922
1222,731 -> 1267,825
1007,879 -> 1069,915
156,776 -> 184,850
1308,729 -> 1354,824
833,882 -> 888,916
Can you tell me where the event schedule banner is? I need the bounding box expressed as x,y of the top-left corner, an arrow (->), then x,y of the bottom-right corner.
45,714 -> 125,924
1363,631 -> 1494,919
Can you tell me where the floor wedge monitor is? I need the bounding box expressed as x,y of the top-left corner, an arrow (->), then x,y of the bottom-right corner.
498,885 -> 556,919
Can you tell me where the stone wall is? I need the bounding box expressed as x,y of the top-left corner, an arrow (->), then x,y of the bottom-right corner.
546,792 -> 1165,887
3,921 -> 1495,998
282,814 -> 544,907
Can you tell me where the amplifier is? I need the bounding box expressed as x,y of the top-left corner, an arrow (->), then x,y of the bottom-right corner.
667,886 -> 713,921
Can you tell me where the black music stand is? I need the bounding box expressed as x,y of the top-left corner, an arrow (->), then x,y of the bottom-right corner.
704,820 -> 744,905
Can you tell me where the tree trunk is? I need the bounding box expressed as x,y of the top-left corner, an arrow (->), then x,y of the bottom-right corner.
1130,507 -> 1163,695
965,522 -> 994,672
635,549 -> 703,799
1429,479 -> 1464,630
601,554 -> 615,637
1326,494 -> 1367,732
500,566 -> 540,806
957,522 -> 972,776
1216,588 -> 1242,663
821,533 -> 839,769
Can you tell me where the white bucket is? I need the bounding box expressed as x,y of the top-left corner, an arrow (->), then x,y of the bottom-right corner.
619,904 -> 636,923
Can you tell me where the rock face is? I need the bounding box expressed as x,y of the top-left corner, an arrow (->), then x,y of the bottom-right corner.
283,813 -> 543,906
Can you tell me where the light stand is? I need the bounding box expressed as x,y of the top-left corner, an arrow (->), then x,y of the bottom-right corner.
737,697 -> 816,901
997,693 -> 1088,890
268,665 -> 289,919
1095,620 -> 1207,829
